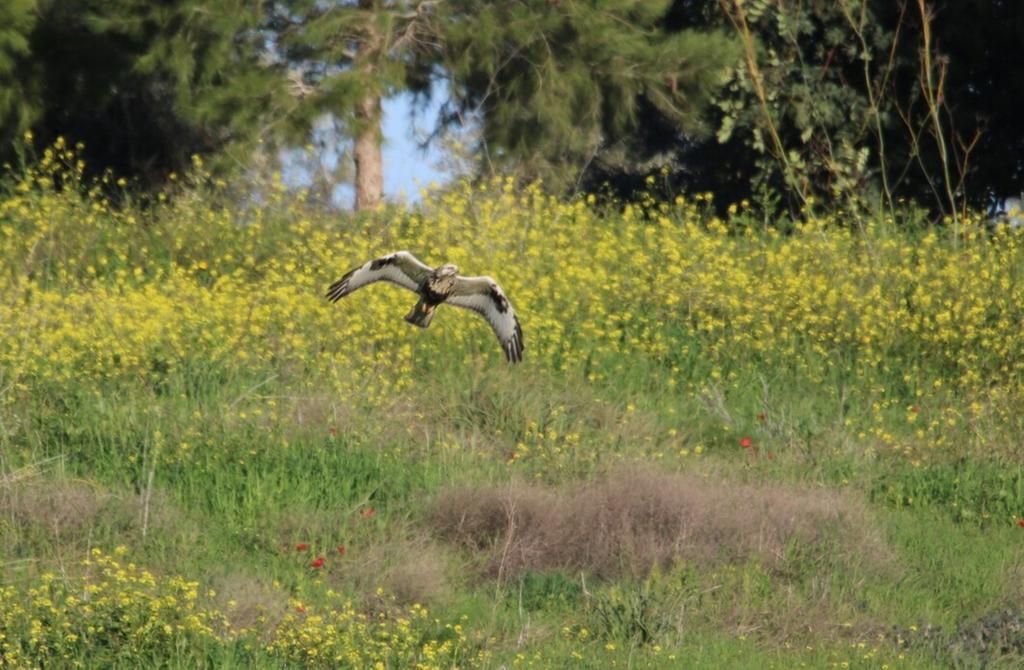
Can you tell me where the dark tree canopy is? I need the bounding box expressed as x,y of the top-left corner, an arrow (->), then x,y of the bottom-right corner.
439,0 -> 740,188
1,0 -> 1021,216
0,0 -> 38,146
890,0 -> 1024,204
594,0 -> 1024,213
1,0 -> 284,187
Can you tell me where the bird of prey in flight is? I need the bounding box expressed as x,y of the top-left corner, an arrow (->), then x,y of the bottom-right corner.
326,251 -> 524,363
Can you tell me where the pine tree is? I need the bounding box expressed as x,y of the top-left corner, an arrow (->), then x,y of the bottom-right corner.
439,0 -> 739,188
0,0 -> 38,150
85,0 -> 291,177
279,0 -> 440,210
0,0 -> 283,185
119,0 -> 444,210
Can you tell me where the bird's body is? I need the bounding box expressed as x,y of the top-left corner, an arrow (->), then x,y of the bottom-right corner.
404,263 -> 460,328
326,252 -> 524,363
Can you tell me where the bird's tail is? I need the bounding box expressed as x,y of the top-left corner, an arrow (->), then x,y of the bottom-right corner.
404,299 -> 436,328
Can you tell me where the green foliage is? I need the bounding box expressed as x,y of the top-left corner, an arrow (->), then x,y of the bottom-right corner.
0,0 -> 283,187
873,461 -> 1024,526
584,568 -> 692,645
441,0 -> 740,185
650,0 -> 896,217
715,0 -> 884,206
670,0 -> 1024,216
2,0 -> 1021,219
516,571 -> 583,612
282,0 -> 439,97
0,0 -> 38,146
83,0 -> 290,171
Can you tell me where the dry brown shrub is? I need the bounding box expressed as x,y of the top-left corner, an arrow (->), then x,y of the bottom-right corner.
431,483 -> 558,583
0,477 -> 139,547
332,534 -> 451,606
214,572 -> 289,634
2,479 -> 106,536
1,471 -> 195,558
287,394 -> 352,431
430,468 -> 886,581
381,547 -> 448,606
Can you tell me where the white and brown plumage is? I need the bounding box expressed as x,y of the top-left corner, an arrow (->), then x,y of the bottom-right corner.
326,251 -> 524,363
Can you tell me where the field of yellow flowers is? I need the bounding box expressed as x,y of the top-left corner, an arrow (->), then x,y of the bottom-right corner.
2,144 -> 1024,667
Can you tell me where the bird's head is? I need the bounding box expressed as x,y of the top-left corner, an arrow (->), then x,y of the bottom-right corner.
437,263 -> 459,277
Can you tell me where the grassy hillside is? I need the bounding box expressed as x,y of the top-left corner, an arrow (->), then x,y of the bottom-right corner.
2,147 -> 1024,668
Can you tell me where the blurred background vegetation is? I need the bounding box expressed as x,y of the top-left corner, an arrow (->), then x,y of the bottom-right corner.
1,0 -> 1021,216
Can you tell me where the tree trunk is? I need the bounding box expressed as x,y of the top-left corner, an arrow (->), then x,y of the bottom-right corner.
353,93 -> 383,211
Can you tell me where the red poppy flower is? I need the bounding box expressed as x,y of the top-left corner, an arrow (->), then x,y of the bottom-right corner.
295,605 -> 306,613
1016,519 -> 1024,528
739,437 -> 752,448
296,543 -> 309,551
361,507 -> 375,519
311,557 -> 325,568
336,545 -> 346,556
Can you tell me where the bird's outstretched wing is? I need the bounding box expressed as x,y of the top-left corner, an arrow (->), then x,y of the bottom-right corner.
448,276 -> 524,363
326,251 -> 432,302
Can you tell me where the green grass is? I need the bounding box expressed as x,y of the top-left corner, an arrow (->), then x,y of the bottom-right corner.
3,169 -> 1024,667
4,358 -> 1023,668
